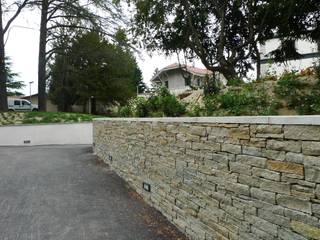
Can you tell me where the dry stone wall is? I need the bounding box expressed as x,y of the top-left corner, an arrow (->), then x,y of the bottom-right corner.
93,117 -> 320,240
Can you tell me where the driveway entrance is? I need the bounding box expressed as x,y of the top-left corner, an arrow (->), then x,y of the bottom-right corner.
0,145 -> 186,240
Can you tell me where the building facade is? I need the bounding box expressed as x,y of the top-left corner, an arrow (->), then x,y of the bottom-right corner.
260,39 -> 320,77
151,63 -> 221,95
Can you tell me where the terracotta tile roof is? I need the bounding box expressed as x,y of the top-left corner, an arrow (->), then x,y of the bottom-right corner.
163,63 -> 213,75
151,63 -> 213,82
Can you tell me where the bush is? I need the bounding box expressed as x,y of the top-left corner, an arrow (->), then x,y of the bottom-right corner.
202,96 -> 214,116
116,87 -> 186,117
200,82 -> 280,116
274,71 -> 306,108
126,97 -> 149,117
161,94 -> 186,116
227,77 -> 244,86
118,106 -> 131,117
187,104 -> 204,117
296,93 -> 320,114
203,75 -> 221,96
216,84 -> 279,116
315,64 -> 320,80
274,70 -> 320,114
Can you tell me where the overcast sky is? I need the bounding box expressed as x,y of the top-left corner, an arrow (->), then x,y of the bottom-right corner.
5,7 -> 204,96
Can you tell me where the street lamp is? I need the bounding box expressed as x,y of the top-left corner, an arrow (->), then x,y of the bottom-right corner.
29,81 -> 34,111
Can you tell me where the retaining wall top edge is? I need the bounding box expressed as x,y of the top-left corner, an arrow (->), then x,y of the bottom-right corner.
93,116 -> 320,125
0,122 -> 93,128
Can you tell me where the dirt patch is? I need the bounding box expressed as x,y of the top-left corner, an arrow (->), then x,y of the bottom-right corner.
128,189 -> 188,240
93,159 -> 188,239
93,156 -> 110,168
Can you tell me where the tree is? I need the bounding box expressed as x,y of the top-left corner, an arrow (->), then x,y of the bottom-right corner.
48,54 -> 76,111
113,28 -> 147,94
49,31 -> 143,111
5,59 -> 25,96
128,0 -> 320,81
264,0 -> 320,62
35,0 -> 124,111
0,0 -> 30,111
128,0 -> 264,81
132,66 -> 147,94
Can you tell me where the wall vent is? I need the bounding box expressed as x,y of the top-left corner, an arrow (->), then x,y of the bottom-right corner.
143,182 -> 151,192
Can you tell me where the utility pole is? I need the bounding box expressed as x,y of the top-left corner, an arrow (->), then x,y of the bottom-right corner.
29,81 -> 34,111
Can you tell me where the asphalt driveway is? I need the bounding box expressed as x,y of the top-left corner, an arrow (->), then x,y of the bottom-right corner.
0,145 -> 186,240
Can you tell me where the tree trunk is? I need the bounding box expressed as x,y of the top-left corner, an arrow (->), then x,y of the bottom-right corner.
38,0 -> 48,112
252,43 -> 262,80
0,2 -> 8,112
221,65 -> 238,84
256,59 -> 261,80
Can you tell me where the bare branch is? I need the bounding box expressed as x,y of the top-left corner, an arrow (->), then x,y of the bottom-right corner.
3,0 -> 30,34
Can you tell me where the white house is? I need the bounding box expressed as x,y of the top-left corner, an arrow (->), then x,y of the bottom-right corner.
151,63 -> 223,95
260,39 -> 320,77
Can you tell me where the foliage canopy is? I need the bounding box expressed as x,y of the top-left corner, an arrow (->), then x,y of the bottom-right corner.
49,31 -> 144,112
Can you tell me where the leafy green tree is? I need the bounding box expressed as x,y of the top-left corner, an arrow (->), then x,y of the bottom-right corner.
35,0 -> 125,111
128,0 -> 264,81
0,0 -> 31,111
48,54 -> 77,111
128,0 -> 319,81
49,31 -> 144,111
113,28 -> 147,94
6,60 -> 25,96
133,66 -> 147,94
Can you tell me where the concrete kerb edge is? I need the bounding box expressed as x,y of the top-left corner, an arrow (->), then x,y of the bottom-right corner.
0,121 -> 93,128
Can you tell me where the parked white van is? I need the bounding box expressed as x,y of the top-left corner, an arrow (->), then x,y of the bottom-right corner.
8,99 -> 39,112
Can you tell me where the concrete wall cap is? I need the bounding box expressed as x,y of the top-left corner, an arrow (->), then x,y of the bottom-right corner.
93,116 -> 320,125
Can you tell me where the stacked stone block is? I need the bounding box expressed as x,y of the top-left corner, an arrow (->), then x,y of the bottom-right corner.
94,119 -> 320,240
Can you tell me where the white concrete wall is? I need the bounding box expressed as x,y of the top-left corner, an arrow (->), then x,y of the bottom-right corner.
159,69 -> 190,93
261,57 -> 318,77
0,123 -> 93,146
260,39 -> 319,77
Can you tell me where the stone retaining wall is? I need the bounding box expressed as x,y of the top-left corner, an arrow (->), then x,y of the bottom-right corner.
93,117 -> 320,240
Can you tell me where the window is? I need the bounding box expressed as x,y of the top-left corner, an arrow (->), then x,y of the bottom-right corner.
14,100 -> 20,106
184,77 -> 191,87
197,78 -> 201,87
165,81 -> 169,88
22,100 -> 31,106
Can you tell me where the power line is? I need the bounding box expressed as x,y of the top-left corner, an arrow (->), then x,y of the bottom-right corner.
5,25 -> 39,46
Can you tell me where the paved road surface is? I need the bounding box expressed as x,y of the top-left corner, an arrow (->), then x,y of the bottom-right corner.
0,145 -> 186,240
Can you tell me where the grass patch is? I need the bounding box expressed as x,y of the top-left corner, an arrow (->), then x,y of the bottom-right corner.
0,112 -> 105,126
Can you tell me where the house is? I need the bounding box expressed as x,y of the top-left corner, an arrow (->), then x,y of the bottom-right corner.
21,94 -> 58,112
151,63 -> 223,95
260,39 -> 320,77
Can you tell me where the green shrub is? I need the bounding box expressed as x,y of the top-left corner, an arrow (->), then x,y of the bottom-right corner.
203,96 -> 218,116
274,70 -> 320,115
187,104 -> 204,117
116,87 -> 186,117
118,106 -> 131,117
296,94 -> 320,115
218,90 -> 256,115
202,84 -> 279,116
274,71 -> 306,108
227,77 -> 244,86
203,75 -> 220,96
315,64 -> 320,80
295,80 -> 320,115
131,97 -> 149,117
161,94 -> 186,117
